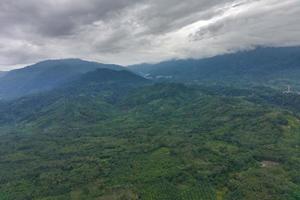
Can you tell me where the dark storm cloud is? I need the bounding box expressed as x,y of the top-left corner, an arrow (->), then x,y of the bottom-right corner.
1,0 -> 300,69
0,0 -> 141,37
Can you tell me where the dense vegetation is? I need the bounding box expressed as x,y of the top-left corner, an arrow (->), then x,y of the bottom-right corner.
0,67 -> 299,200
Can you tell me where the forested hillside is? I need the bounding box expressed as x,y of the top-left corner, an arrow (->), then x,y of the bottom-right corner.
0,68 -> 299,200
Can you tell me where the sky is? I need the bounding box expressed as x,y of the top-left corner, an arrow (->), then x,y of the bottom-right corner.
0,0 -> 300,70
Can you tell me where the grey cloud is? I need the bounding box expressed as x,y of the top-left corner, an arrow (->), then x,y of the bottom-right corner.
0,0 -> 300,69
0,0 -> 141,38
191,23 -> 225,41
131,0 -> 231,35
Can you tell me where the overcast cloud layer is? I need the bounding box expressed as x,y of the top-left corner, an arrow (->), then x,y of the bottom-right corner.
1,0 -> 300,70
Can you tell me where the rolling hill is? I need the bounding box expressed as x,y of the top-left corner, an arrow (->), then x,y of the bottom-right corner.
0,49 -> 300,200
0,59 -> 125,100
0,69 -> 299,199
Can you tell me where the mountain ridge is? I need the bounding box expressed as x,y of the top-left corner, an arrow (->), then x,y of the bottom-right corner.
0,59 -> 126,100
0,68 -> 149,125
129,46 -> 300,89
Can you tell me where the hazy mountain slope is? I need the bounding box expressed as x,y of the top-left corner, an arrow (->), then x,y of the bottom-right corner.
130,46 -> 300,88
0,59 -> 125,100
0,71 -> 7,78
0,82 -> 299,200
0,68 -> 149,126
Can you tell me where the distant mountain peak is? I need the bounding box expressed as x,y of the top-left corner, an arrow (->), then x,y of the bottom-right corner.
0,59 -> 126,99
129,46 -> 300,89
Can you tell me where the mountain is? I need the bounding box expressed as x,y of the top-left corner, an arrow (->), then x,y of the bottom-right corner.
0,68 -> 149,126
0,59 -> 125,100
130,46 -> 300,89
0,49 -> 300,200
0,78 -> 299,199
0,71 -> 7,78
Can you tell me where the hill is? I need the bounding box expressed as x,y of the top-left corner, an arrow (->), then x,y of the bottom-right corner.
130,46 -> 300,89
0,59 -> 125,100
0,79 -> 299,199
0,68 -> 149,126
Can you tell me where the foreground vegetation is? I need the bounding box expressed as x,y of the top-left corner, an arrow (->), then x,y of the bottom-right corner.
0,70 -> 299,200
